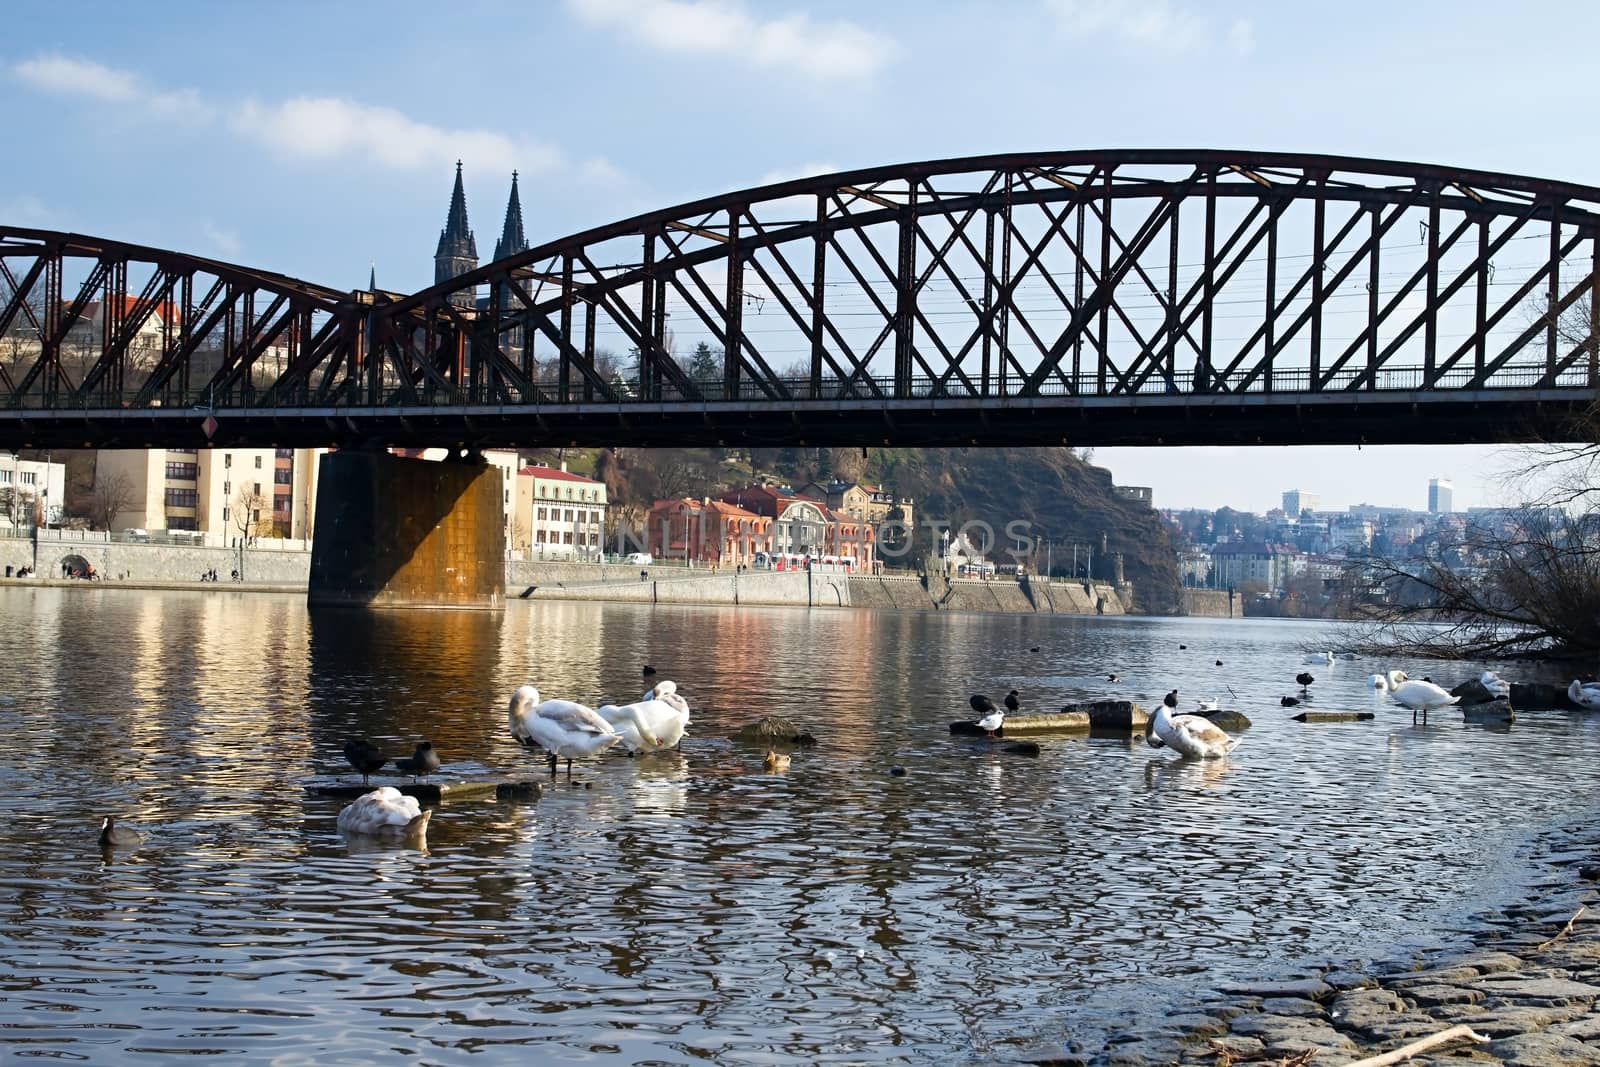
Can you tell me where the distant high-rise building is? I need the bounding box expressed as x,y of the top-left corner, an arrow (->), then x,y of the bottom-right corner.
1282,489 -> 1319,517
1428,477 -> 1454,514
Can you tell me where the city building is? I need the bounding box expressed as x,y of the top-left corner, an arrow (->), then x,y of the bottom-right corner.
797,480 -> 913,528
720,483 -> 876,568
0,453 -> 66,527
518,462 -> 607,560
1210,542 -> 1300,592
1428,477 -> 1454,514
95,447 -> 319,539
1281,489 -> 1319,517
646,497 -> 771,567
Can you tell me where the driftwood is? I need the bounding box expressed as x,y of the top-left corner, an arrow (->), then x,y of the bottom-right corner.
1291,711 -> 1376,723
1342,1023 -> 1488,1066
1536,904 -> 1588,950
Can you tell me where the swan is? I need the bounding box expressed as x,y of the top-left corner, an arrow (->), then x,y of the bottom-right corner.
1303,651 -> 1335,666
1390,676 -> 1459,722
343,738 -> 387,785
99,816 -> 143,847
1479,670 -> 1511,699
600,680 -> 692,753
1145,689 -> 1239,759
763,749 -> 791,771
509,684 -> 622,777
1568,680 -> 1600,709
1368,669 -> 1406,691
336,786 -> 432,838
395,741 -> 440,782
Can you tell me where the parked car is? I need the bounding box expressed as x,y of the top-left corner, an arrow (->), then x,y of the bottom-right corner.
625,552 -> 653,566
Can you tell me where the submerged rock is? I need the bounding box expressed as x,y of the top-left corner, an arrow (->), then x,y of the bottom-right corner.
729,716 -> 817,745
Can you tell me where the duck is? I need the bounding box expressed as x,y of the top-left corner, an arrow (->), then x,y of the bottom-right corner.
394,741 -> 440,782
1145,689 -> 1239,759
508,684 -> 622,777
598,681 -> 691,753
1280,695 -> 1301,707
1295,672 -> 1315,692
1390,675 -> 1460,722
99,816 -> 143,847
1004,689 -> 1020,712
336,786 -> 432,838
1568,680 -> 1600,709
1106,673 -> 1121,683
763,749 -> 791,771
343,738 -> 387,785
970,694 -> 997,715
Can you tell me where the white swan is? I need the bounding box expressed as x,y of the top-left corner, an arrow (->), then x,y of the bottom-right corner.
337,786 -> 432,838
1568,680 -> 1600,709
508,684 -> 622,776
599,682 -> 691,753
1479,670 -> 1511,699
1303,651 -> 1335,666
1368,669 -> 1406,691
1145,690 -> 1239,759
1390,676 -> 1460,721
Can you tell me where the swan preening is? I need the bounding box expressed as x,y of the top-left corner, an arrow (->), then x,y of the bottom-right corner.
1479,671 -> 1511,699
1388,674 -> 1459,721
599,680 -> 692,754
1568,680 -> 1600,709
1303,651 -> 1335,666
99,816 -> 143,847
509,685 -> 622,777
1368,669 -> 1406,692
337,786 -> 432,838
1146,689 -> 1239,759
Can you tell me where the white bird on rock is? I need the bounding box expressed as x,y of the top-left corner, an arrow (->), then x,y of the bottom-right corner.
336,786 -> 432,838
599,680 -> 692,753
1146,689 -> 1239,760
1480,671 -> 1511,699
508,685 -> 622,777
1389,674 -> 1459,722
1568,680 -> 1600,709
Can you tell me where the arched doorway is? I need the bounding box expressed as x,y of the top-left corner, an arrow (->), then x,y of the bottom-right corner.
58,553 -> 94,579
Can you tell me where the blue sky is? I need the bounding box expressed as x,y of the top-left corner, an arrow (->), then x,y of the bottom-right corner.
6,0 -> 1598,512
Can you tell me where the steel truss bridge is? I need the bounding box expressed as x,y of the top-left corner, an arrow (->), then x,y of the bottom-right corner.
2,150 -> 1597,451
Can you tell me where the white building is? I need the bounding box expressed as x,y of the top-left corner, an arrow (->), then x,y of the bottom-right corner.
1428,477 -> 1454,514
94,447 -> 320,540
517,462 -> 607,559
1281,489 -> 1320,517
0,453 -> 66,527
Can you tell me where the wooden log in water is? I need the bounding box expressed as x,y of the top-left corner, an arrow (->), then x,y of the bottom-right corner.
1291,711 -> 1376,723
309,778 -> 543,802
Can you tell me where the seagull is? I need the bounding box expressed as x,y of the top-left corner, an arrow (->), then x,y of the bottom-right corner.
1004,690 -> 1020,712
343,738 -> 387,786
975,706 -> 1005,738
1145,689 -> 1239,759
394,741 -> 440,783
1194,697 -> 1221,713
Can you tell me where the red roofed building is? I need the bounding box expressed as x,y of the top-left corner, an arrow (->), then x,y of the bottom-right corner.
647,497 -> 772,567
516,461 -> 608,559
718,483 -> 874,570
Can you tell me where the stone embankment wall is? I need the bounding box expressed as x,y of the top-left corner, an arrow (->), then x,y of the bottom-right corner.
848,573 -> 1127,615
5,531 -> 312,584
517,565 -> 851,608
1181,588 -> 1235,617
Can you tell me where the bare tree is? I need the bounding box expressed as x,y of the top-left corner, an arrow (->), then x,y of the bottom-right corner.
0,485 -> 35,527
91,470 -> 137,530
233,481 -> 268,542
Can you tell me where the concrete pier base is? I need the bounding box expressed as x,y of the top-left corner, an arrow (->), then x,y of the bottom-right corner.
307,450 -> 505,610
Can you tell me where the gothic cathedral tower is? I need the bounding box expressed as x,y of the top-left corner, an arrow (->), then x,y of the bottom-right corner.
435,161 -> 478,309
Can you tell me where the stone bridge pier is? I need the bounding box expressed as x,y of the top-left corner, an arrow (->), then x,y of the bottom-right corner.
308,449 -> 504,610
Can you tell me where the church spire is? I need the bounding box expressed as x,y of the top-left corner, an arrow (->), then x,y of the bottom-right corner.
434,161 -> 478,308
494,170 -> 528,261
369,261 -> 376,291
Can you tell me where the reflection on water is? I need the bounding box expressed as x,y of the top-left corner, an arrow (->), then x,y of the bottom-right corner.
1,590 -> 1598,1063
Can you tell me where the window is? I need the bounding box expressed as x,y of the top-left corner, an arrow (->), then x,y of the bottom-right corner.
276,448 -> 293,458
164,488 -> 197,508
224,454 -> 232,469
536,529 -> 546,542
254,456 -> 263,469
274,470 -> 293,484
537,507 -> 546,520
273,496 -> 291,513
166,462 -> 198,480
566,487 -> 573,500
563,531 -> 573,544
20,471 -> 36,485
168,516 -> 198,531
0,471 -> 10,484
564,509 -> 574,522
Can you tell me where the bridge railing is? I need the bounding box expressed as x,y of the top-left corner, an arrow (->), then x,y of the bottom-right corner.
0,360 -> 1589,411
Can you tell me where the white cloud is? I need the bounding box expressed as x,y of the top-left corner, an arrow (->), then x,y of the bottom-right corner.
1045,0 -> 1254,56
11,53 -> 616,181
230,96 -> 564,175
200,222 -> 242,258
565,0 -> 894,79
13,53 -> 213,118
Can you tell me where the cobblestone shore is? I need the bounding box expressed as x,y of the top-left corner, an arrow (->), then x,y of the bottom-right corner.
1026,818 -> 1600,1066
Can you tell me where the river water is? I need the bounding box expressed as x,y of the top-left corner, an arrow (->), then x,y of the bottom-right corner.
1,588 -> 1597,1064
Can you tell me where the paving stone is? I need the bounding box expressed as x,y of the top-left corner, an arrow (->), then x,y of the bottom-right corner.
1347,1014 -> 1468,1045
1197,1035 -> 1264,1060
1321,969 -> 1378,991
1226,1013 -> 1358,1051
1433,1002 -> 1590,1036
1097,1036 -> 1185,1066
1550,1014 -> 1600,1041
1258,996 -> 1325,1018
1484,1030 -> 1600,1065
1329,987 -> 1410,1038
1400,983 -> 1487,1008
